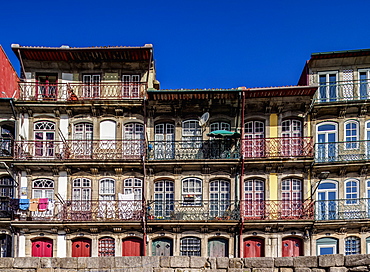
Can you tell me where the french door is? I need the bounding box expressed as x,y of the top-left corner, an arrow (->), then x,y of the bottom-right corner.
122,75 -> 140,98
83,74 -> 100,98
244,121 -> 264,157
281,119 -> 302,156
154,123 -> 175,159
317,182 -> 337,220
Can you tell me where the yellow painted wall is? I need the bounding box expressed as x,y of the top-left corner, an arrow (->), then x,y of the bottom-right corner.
270,114 -> 278,137
269,173 -> 278,201
307,114 -> 311,137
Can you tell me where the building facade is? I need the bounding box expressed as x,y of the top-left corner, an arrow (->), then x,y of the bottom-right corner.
0,44 -> 369,258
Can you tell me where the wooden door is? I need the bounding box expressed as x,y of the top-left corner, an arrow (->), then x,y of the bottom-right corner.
32,238 -> 53,257
282,237 -> 303,257
122,237 -> 143,256
152,238 -> 172,256
243,238 -> 264,258
72,238 -> 91,257
208,238 -> 228,257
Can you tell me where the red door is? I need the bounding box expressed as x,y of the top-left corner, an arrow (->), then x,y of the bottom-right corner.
122,237 -> 143,256
244,238 -> 264,258
72,238 -> 91,257
282,237 -> 303,257
32,238 -> 53,257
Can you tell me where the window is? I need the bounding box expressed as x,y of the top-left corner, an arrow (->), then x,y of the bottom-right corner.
244,179 -> 265,219
345,121 -> 359,149
0,176 -> 14,198
182,178 -> 202,204
182,120 -> 201,142
123,123 -> 144,157
317,238 -> 338,255
154,180 -> 174,219
180,237 -> 201,256
345,179 -> 359,204
359,69 -> 370,99
82,74 -> 100,98
33,179 -> 54,199
99,178 -> 115,200
345,236 -> 360,255
209,180 -> 230,218
154,123 -> 175,159
281,178 -> 302,217
316,122 -> 338,162
317,181 -> 338,220
122,74 -> 140,98
318,72 -> 337,102
210,122 -> 230,132
123,178 -> 142,200
34,121 -> 55,157
244,121 -> 265,157
72,178 -> 91,201
99,237 -> 115,256
281,119 -> 302,156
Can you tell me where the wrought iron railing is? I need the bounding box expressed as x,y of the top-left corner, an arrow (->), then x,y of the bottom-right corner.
18,82 -> 147,101
147,140 -> 239,160
315,140 -> 370,163
315,198 -> 370,221
147,200 -> 240,221
241,137 -> 313,159
13,140 -> 145,160
241,200 -> 314,220
60,200 -> 144,221
314,79 -> 370,103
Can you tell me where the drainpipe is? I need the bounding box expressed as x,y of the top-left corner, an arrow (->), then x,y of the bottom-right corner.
142,94 -> 148,256
239,88 -> 246,257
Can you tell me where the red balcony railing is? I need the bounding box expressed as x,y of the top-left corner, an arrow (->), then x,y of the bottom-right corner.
13,140 -> 145,161
241,200 -> 314,220
241,137 -> 313,159
18,82 -> 147,101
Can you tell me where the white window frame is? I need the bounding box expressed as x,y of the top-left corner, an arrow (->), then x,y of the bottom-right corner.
345,236 -> 361,255
99,178 -> 115,200
123,178 -> 142,200
318,71 -> 338,102
345,179 -> 359,205
344,120 -> 359,150
210,122 -> 231,132
318,244 -> 337,255
182,177 -> 202,204
358,68 -> 370,99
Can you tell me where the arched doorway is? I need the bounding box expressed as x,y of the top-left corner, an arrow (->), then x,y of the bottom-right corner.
32,238 -> 53,257
152,238 -> 173,256
244,237 -> 264,257
72,238 -> 91,257
282,237 -> 303,257
122,237 -> 143,256
208,238 -> 228,257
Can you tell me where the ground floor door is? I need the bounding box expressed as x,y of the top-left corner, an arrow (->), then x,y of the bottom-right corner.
282,237 -> 303,257
208,238 -> 228,257
122,237 -> 143,256
32,238 -> 53,257
152,238 -> 173,256
72,238 -> 91,257
243,237 -> 264,257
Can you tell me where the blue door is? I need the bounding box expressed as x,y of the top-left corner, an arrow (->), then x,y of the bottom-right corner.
317,124 -> 337,162
317,182 -> 337,220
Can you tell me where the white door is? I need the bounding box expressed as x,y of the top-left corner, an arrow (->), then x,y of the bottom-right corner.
122,75 -> 140,98
281,119 -> 302,156
154,123 -> 175,159
83,74 -> 100,98
319,73 -> 337,102
244,121 -> 264,157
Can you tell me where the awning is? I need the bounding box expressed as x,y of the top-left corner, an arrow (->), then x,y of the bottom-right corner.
207,130 -> 240,138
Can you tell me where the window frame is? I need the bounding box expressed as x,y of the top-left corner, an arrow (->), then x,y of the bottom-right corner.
181,177 -> 202,205
345,179 -> 359,205
180,237 -> 201,256
345,236 -> 360,255
344,120 -> 359,150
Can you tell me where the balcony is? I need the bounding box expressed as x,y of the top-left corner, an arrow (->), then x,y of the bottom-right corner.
241,137 -> 313,159
13,140 -> 145,161
314,79 -> 370,103
147,200 -> 240,221
315,141 -> 370,163
315,198 -> 370,221
241,200 -> 314,220
18,82 -> 147,101
147,140 -> 239,161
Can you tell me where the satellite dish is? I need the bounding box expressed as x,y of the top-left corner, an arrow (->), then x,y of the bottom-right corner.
199,112 -> 210,127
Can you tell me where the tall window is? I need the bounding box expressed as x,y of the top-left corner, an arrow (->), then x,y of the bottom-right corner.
345,121 -> 359,149
359,69 -> 370,99
281,178 -> 302,218
33,179 -> 54,199
209,180 -> 230,218
99,178 -> 115,200
123,178 -> 142,200
154,180 -> 174,219
182,120 -> 201,142
281,119 -> 302,156
210,122 -> 230,132
345,236 -> 360,255
34,121 -> 55,157
82,74 -> 100,98
318,72 -> 337,102
122,74 -> 140,98
244,121 -> 265,157
317,181 -> 338,220
180,237 -> 201,256
72,178 -> 91,201
345,179 -> 359,204
0,176 -> 14,198
154,123 -> 175,159
123,123 -> 144,157
316,122 -> 338,162
244,179 -> 265,218
182,178 -> 202,204
98,237 -> 115,256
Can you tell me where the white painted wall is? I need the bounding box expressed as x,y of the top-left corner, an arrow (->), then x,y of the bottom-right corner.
57,231 -> 66,257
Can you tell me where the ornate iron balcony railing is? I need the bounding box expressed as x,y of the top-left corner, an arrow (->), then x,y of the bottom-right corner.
147,140 -> 240,160
147,200 -> 240,221
18,82 -> 147,101
314,79 -> 370,103
240,200 -> 314,220
315,198 -> 370,221
13,140 -> 145,161
241,137 -> 313,159
315,140 -> 370,163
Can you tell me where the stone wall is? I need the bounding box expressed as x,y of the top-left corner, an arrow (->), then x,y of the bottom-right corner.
0,254 -> 370,272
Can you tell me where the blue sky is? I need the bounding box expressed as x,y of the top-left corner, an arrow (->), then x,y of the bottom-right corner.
1,0 -> 370,89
